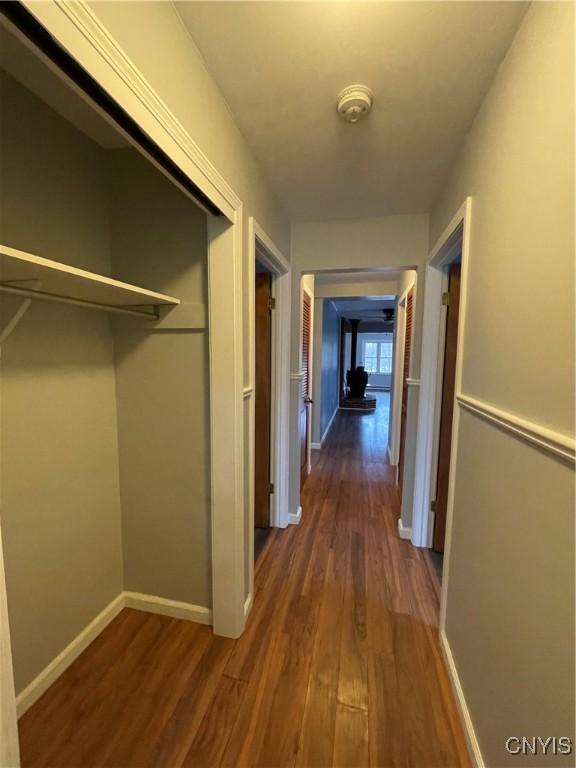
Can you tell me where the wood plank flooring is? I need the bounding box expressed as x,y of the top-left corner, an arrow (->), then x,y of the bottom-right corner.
19,394 -> 471,767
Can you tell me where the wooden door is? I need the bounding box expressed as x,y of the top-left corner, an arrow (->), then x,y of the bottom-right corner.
397,289 -> 413,497
300,290 -> 312,488
433,263 -> 461,552
254,272 -> 272,528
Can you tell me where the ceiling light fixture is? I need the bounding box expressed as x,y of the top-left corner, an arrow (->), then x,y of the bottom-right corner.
336,85 -> 373,124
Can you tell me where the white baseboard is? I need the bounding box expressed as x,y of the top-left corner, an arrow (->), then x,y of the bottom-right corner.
244,592 -> 253,620
16,590 -> 212,718
123,591 -> 212,625
321,407 -> 338,443
288,506 -> 302,525
311,407 -> 338,451
397,518 -> 412,540
440,630 -> 484,768
16,593 -> 124,717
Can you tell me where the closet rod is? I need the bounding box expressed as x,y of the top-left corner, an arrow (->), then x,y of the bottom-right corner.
0,284 -> 160,320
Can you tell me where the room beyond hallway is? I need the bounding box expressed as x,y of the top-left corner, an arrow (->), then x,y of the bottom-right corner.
337,391 -> 391,464
18,396 -> 470,768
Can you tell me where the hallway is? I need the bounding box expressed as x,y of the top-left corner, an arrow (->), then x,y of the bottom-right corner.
19,398 -> 470,768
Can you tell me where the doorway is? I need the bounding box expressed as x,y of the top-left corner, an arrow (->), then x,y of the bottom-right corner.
247,219 -> 291,611
397,288 -> 414,497
300,289 -> 312,488
432,262 -> 461,554
254,265 -> 273,557
411,197 -> 471,642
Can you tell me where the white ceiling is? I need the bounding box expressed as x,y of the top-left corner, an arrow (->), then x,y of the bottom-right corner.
332,298 -> 395,320
176,1 -> 527,221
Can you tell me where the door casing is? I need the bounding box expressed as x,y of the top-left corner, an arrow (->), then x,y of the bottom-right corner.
432,263 -> 461,552
254,271 -> 273,529
411,198 -> 472,633
246,218 -> 291,611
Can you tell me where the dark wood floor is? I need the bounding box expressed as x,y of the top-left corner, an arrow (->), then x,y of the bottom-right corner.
19,396 -> 471,767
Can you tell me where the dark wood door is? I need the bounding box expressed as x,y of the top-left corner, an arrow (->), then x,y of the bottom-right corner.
255,272 -> 272,529
300,290 -> 312,489
433,263 -> 462,553
398,289 -> 413,497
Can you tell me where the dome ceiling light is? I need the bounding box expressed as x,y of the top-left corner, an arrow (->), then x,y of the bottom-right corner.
336,85 -> 373,124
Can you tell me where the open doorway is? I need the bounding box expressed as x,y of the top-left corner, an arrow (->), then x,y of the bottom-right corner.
432,262 -> 462,557
397,289 -> 414,498
247,219 -> 291,606
309,294 -> 396,456
411,198 -> 471,607
254,263 -> 273,558
300,288 -> 312,488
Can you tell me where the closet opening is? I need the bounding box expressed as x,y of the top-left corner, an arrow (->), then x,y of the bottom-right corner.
0,15 -> 214,739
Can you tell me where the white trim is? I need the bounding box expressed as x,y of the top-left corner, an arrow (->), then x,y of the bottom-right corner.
397,518 -> 412,540
311,406 -> 338,450
243,387 -> 254,400
15,591 -> 213,720
290,370 -> 306,380
288,506 -> 302,525
123,591 -> 212,624
457,394 -> 575,464
243,592 -> 254,620
440,631 -> 485,768
254,226 -> 290,275
208,213 -> 245,639
321,406 -> 338,443
389,277 -> 416,466
28,0 -> 241,219
406,378 -> 421,387
16,594 -> 125,717
0,522 -> 20,766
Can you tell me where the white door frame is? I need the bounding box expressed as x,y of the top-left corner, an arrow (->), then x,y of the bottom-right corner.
411,198 -> 472,571
389,277 -> 416,468
247,218 -> 291,604
14,1 -> 249,646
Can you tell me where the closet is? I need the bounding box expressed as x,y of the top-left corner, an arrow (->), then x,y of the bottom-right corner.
0,15 -> 211,717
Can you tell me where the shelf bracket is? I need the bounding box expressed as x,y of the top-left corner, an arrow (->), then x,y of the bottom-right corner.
0,280 -> 42,344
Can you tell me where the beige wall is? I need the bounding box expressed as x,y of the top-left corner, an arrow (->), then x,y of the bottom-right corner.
84,2 -> 290,607
0,63 -> 213,694
289,215 -> 428,521
87,2 -> 289,258
431,3 -> 574,765
110,149 -> 211,607
0,71 -> 124,693
314,279 -> 398,299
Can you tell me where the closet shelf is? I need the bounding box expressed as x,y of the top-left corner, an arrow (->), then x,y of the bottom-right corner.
0,244 -> 180,319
